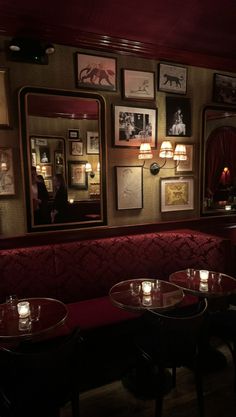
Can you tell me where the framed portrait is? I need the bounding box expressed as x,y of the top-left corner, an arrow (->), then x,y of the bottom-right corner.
41,164 -> 52,178
76,52 -> 117,91
115,166 -> 143,210
158,63 -> 187,94
39,146 -> 50,163
160,176 -> 194,212
166,97 -> 191,137
213,73 -> 236,104
44,179 -> 53,193
87,131 -> 99,154
175,143 -> 194,174
122,69 -> 155,100
68,161 -> 88,189
113,105 -> 157,148
70,141 -> 83,156
68,129 -> 80,139
0,148 -> 15,196
0,68 -> 11,128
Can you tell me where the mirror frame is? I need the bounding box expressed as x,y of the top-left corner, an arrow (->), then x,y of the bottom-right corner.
201,104 -> 236,216
19,86 -> 107,232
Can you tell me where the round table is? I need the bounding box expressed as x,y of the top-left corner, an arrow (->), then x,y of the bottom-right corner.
109,279 -> 184,312
0,297 -> 68,340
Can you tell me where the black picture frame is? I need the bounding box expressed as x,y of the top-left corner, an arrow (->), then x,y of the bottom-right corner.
166,97 -> 191,137
213,73 -> 236,104
39,146 -> 50,163
158,63 -> 187,95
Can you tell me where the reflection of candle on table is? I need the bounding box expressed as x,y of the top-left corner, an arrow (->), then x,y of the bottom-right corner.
17,301 -> 30,318
18,318 -> 31,331
142,295 -> 152,306
142,281 -> 152,295
199,282 -> 208,292
199,270 -> 209,283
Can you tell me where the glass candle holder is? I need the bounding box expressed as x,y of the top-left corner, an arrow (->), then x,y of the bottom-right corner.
17,301 -> 30,318
199,270 -> 209,283
142,281 -> 152,295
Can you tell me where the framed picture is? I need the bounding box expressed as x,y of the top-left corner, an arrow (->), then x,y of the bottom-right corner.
87,131 -> 99,154
213,73 -> 236,104
44,179 -> 53,193
166,97 -> 191,137
54,151 -> 64,166
175,143 -> 194,174
122,69 -> 155,100
158,63 -> 187,94
0,68 -> 11,128
76,52 -> 117,91
113,105 -> 157,148
160,177 -> 194,212
68,161 -> 88,189
41,164 -> 52,178
68,129 -> 80,139
39,146 -> 50,163
115,166 -> 143,210
35,137 -> 48,146
0,148 -> 15,195
70,141 -> 83,156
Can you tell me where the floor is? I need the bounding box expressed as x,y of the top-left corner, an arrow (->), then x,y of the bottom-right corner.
61,343 -> 236,417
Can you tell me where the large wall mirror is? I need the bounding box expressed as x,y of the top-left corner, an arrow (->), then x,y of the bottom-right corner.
201,105 -> 236,216
19,86 -> 107,232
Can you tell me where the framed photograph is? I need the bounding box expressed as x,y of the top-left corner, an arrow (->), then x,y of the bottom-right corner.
70,141 -> 83,156
158,63 -> 187,94
0,68 -> 11,128
76,52 -> 117,91
44,179 -> 53,193
41,164 -> 52,178
175,143 -> 194,174
39,146 -> 50,163
68,129 -> 80,140
213,73 -> 236,104
160,177 -> 194,212
115,166 -> 143,210
0,148 -> 15,195
166,97 -> 191,137
68,161 -> 88,189
55,151 -> 64,166
113,105 -> 157,148
87,131 -> 99,154
123,69 -> 155,100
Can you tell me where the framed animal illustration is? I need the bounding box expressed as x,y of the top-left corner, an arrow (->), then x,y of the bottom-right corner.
76,52 -> 117,91
158,63 -> 187,95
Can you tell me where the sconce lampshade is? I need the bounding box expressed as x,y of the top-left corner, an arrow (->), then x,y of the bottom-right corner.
159,141 -> 173,159
138,142 -> 153,160
85,162 -> 93,172
173,144 -> 187,160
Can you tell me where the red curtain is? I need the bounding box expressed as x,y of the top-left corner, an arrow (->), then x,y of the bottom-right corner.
205,126 -> 236,197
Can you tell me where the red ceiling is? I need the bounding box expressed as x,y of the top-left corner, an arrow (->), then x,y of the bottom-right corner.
0,0 -> 236,71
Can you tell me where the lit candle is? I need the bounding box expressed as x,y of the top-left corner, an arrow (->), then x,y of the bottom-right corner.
69,198 -> 74,204
225,205 -> 232,211
17,301 -> 30,318
199,270 -> 209,282
142,281 -> 152,295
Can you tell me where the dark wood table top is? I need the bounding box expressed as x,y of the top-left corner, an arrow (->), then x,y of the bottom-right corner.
0,297 -> 67,340
109,279 -> 184,312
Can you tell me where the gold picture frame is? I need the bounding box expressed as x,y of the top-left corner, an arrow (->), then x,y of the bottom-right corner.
160,176 -> 194,212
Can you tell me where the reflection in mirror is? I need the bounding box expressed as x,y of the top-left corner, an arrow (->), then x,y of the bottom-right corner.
201,106 -> 236,215
19,87 -> 107,232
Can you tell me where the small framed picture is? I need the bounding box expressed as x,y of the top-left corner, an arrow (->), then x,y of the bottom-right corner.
175,143 -> 194,174
122,69 -> 155,100
113,105 -> 157,148
39,146 -> 50,163
87,131 -> 99,154
55,151 -> 64,166
70,141 -> 83,156
158,63 -> 187,94
44,179 -> 53,193
0,147 -> 15,195
68,129 -> 80,139
213,73 -> 236,104
76,52 -> 117,91
160,176 -> 194,212
166,97 -> 191,137
41,164 -> 52,178
115,166 -> 143,210
35,137 -> 48,146
68,161 -> 88,189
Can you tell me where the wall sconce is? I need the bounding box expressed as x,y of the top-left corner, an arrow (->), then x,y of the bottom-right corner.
138,141 -> 187,175
85,162 -> 95,178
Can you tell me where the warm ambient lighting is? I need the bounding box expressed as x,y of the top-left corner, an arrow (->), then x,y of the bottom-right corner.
138,140 -> 187,175
142,281 -> 152,295
17,301 -> 30,318
199,270 -> 209,282
85,161 -> 100,178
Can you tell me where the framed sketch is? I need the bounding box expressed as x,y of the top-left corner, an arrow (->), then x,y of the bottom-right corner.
166,97 -> 191,137
76,52 -> 117,91
68,129 -> 80,139
160,176 -> 194,212
0,68 -> 11,128
113,105 -> 157,148
115,166 -> 143,210
44,179 -> 53,193
87,131 -> 99,154
41,164 -> 52,178
213,73 -> 236,104
70,141 -> 83,156
175,143 -> 194,174
123,69 -> 155,100
39,146 -> 50,163
68,161 -> 88,189
158,63 -> 187,94
0,148 -> 15,195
